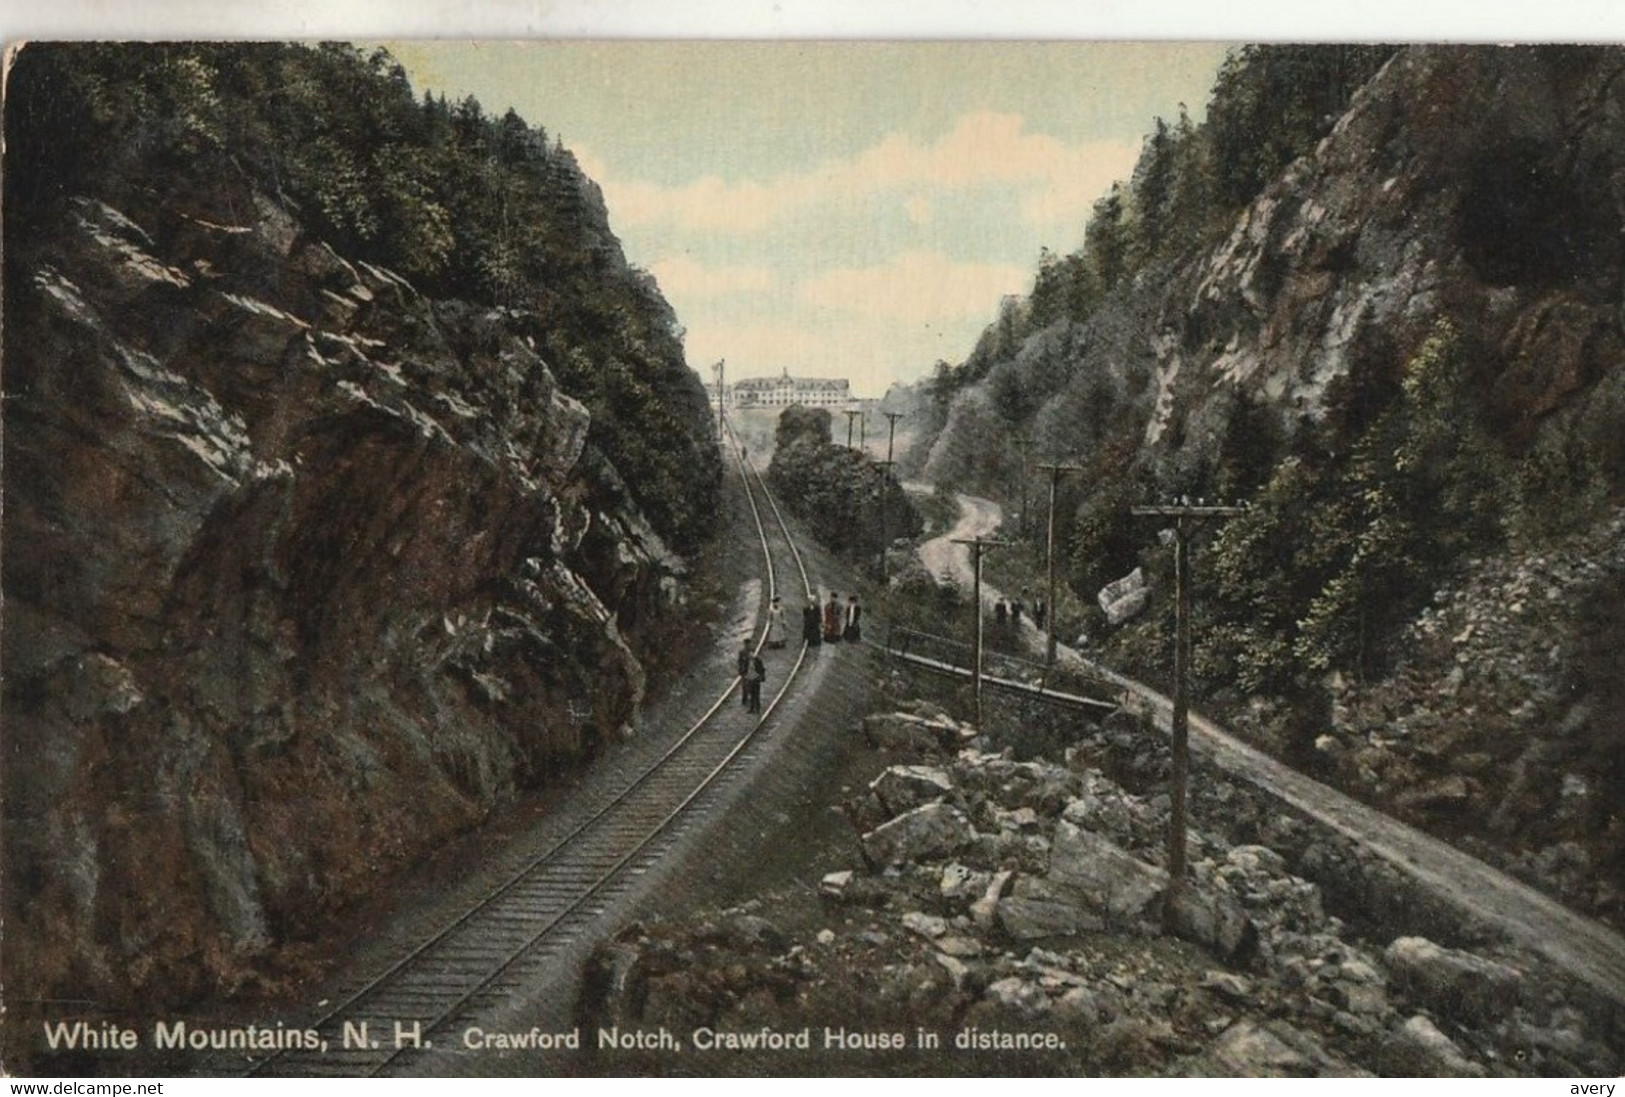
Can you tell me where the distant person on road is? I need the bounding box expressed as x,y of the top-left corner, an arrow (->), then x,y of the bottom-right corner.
1035,599 -> 1047,631
843,594 -> 862,643
803,597 -> 823,646
737,643 -> 753,708
824,592 -> 843,643
743,651 -> 766,714
994,600 -> 1007,627
767,596 -> 787,649
1012,589 -> 1027,627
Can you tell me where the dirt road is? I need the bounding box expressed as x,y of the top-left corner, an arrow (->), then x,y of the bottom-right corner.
920,490 -> 1625,1014
912,485 -> 1002,591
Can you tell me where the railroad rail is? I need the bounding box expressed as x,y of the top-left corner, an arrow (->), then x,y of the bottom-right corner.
243,417 -> 813,1076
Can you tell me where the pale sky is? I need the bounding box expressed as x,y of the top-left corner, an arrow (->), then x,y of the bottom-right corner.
390,41 -> 1231,396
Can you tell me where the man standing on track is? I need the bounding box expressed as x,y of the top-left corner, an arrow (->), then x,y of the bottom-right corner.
743,651 -> 766,714
843,593 -> 862,643
737,642 -> 753,708
803,596 -> 823,647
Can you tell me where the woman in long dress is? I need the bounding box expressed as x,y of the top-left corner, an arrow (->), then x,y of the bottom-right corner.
766,596 -> 787,649
803,597 -> 823,646
823,592 -> 843,643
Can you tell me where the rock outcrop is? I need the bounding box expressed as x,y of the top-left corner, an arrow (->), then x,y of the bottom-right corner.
5,154 -> 701,1008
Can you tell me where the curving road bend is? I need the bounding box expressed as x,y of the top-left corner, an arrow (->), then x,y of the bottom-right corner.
917,488 -> 1625,1014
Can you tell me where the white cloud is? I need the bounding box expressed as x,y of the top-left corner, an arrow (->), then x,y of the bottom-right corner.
597,111 -> 1138,235
683,319 -> 834,376
648,255 -> 774,298
799,251 -> 1030,324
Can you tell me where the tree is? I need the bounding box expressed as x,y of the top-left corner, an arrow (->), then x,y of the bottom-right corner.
1129,117 -> 1174,264
1084,184 -> 1128,294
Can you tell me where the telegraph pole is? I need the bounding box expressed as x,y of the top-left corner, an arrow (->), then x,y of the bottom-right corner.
877,412 -> 904,584
859,410 -> 867,452
1130,501 -> 1245,932
877,459 -> 896,583
952,537 -> 1010,727
1015,437 -> 1031,537
1035,462 -> 1083,665
883,411 -> 904,465
714,359 -> 726,436
844,408 -> 862,449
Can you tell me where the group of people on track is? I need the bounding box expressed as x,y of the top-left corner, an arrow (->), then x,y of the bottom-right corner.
737,590 -> 862,714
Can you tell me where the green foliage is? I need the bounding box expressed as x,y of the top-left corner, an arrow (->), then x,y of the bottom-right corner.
1205,45 -> 1395,212
1508,440 -> 1612,544
767,408 -> 922,563
775,405 -> 834,449
5,41 -> 721,553
1202,321 -> 1508,689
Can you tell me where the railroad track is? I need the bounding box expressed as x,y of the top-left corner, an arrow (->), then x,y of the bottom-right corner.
244,419 -> 814,1076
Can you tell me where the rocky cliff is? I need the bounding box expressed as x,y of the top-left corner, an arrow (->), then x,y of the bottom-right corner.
911,47 -> 1625,926
2,45 -> 716,1010
1147,45 -> 1625,470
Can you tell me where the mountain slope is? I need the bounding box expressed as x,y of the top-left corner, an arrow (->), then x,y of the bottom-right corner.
911,45 -> 1625,926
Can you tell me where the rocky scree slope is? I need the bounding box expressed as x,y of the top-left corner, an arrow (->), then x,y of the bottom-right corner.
580,703 -> 1621,1076
3,174 -> 699,1011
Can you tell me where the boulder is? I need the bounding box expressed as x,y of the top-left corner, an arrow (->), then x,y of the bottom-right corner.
1384,936 -> 1522,1024
1166,886 -> 1260,964
863,711 -> 958,755
1060,780 -> 1158,852
1098,567 -> 1149,626
901,911 -> 949,939
982,975 -> 1050,1016
1378,1015 -> 1485,1077
1053,986 -> 1116,1028
969,868 -> 1016,929
860,799 -> 975,866
951,752 -> 1080,813
934,936 -> 984,958
1209,1019 -> 1317,1077
939,861 -> 991,904
820,870 -> 854,898
1045,820 -> 1167,929
1199,970 -> 1254,1004
842,788 -> 891,832
870,764 -> 956,816
996,877 -> 1106,940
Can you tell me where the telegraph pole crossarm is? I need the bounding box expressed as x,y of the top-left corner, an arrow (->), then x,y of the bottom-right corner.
1129,500 -> 1246,934
951,537 -> 1011,728
1035,462 -> 1083,666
